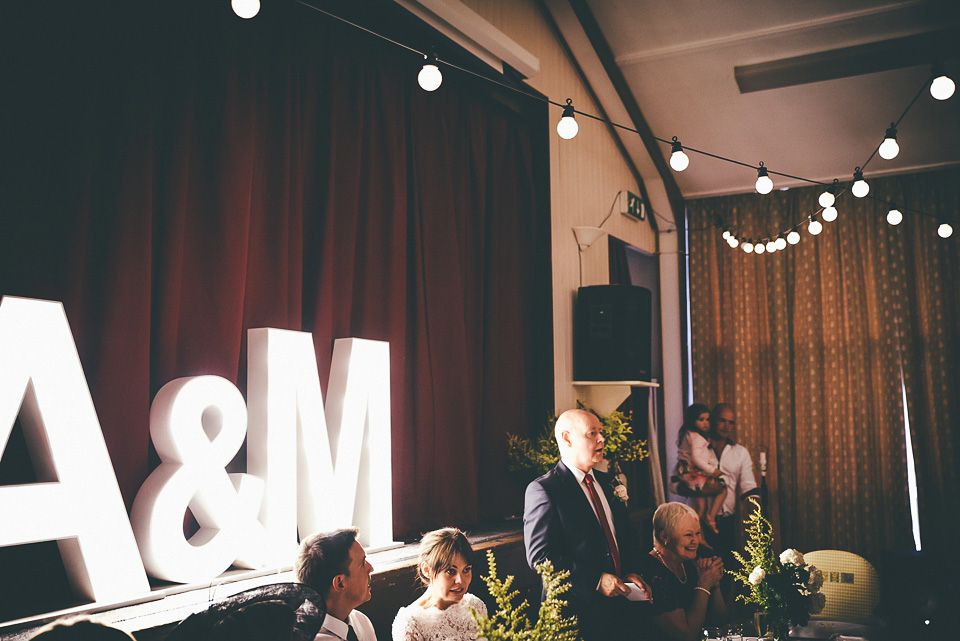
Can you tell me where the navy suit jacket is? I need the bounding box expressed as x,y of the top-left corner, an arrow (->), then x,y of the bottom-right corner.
523,461 -> 643,606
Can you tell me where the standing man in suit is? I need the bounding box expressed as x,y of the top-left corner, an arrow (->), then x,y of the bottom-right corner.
523,409 -> 651,641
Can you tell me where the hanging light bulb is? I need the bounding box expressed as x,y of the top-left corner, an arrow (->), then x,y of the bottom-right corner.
887,207 -> 903,226
938,222 -> 954,238
755,242 -> 765,254
818,186 -> 835,208
556,98 -> 579,139
722,229 -> 731,240
669,136 -> 690,171
852,167 -> 869,198
231,0 -> 260,18
418,53 -> 443,91
930,63 -> 956,101
775,234 -> 787,250
822,206 -> 838,222
878,123 -> 900,160
808,215 -> 823,235
766,239 -> 777,252
742,240 -> 754,253
728,236 -> 740,248
755,163 -> 773,194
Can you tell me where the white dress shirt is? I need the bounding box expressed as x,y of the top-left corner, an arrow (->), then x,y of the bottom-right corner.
715,442 -> 758,517
315,610 -> 377,641
562,461 -> 619,545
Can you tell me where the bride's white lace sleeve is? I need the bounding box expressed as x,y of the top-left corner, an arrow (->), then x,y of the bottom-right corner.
465,593 -> 487,618
392,605 -> 421,641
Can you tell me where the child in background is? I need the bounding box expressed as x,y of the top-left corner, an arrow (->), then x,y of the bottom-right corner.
674,403 -> 726,533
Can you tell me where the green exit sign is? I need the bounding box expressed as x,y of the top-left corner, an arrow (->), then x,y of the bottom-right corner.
626,191 -> 645,220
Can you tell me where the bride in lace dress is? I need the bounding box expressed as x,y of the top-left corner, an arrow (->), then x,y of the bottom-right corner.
392,528 -> 487,641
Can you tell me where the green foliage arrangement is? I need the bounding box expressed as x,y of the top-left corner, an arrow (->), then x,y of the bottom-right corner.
470,550 -> 578,641
506,405 -> 648,480
730,498 -> 825,638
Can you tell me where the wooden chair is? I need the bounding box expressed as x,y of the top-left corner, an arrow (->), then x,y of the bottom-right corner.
803,549 -> 880,622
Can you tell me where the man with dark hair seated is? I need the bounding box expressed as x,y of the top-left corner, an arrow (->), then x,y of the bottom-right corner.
296,528 -> 377,641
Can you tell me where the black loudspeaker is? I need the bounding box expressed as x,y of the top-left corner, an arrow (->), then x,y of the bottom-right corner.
574,285 -> 651,381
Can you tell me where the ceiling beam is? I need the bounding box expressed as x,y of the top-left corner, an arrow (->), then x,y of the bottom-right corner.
735,27 -> 960,94
563,0 -> 685,218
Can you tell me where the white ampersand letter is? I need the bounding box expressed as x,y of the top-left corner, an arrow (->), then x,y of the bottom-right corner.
130,376 -> 269,583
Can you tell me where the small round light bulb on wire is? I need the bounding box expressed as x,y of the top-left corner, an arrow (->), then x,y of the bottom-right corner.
766,239 -> 777,252
669,137 -> 690,171
787,230 -> 801,245
755,242 -> 765,254
930,64 -> 956,100
822,206 -> 838,222
818,188 -> 835,208
231,0 -> 260,18
852,167 -> 869,198
722,229 -> 731,240
775,235 -> 787,251
728,236 -> 740,248
808,215 -> 823,235
887,207 -> 903,226
755,163 -> 773,194
879,123 -> 900,160
418,54 -> 443,91
742,240 -> 754,253
938,222 -> 954,238
557,98 -> 579,139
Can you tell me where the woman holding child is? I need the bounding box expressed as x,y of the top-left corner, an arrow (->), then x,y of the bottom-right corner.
392,527 -> 487,641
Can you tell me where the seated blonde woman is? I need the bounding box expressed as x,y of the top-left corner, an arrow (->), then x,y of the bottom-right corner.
638,502 -> 727,641
392,528 -> 487,641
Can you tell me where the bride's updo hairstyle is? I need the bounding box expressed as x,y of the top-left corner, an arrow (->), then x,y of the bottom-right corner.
416,527 -> 474,587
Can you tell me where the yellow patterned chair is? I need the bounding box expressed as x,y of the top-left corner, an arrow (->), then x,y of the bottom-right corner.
803,549 -> 880,621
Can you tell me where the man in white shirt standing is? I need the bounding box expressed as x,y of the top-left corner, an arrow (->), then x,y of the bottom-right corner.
296,528 -> 378,641
706,403 -> 760,561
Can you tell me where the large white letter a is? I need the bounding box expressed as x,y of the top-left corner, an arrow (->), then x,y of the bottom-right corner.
0,296 -> 150,603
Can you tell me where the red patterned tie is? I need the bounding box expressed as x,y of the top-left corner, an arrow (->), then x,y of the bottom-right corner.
583,473 -> 621,575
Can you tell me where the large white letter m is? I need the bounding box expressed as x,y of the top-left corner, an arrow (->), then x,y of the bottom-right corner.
246,329 -> 395,554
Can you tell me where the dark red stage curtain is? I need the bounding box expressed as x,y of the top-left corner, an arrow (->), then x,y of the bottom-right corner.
0,0 -> 552,616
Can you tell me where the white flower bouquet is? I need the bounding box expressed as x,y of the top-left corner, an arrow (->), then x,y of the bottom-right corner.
730,498 -> 826,638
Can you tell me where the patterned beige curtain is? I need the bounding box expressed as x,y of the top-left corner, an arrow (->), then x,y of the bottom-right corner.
687,167 -> 960,557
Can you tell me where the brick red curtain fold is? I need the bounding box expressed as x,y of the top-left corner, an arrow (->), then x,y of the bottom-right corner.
1,0 -> 552,619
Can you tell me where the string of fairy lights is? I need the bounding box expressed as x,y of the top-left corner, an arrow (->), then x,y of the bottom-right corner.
231,0 -> 958,251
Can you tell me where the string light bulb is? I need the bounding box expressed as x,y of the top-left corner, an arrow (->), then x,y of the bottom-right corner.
231,0 -> 260,18
808,215 -> 822,235
822,206 -> 838,222
742,240 -> 754,253
775,234 -> 787,250
418,53 -> 443,91
754,242 -> 765,254
878,123 -> 900,160
787,230 -> 801,245
722,229 -> 731,240
766,239 -> 777,252
818,185 -> 835,208
755,163 -> 773,194
938,222 -> 954,238
930,64 -> 956,101
556,98 -> 579,139
852,167 -> 869,198
887,207 -> 903,226
728,236 -> 740,248
669,137 -> 690,171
